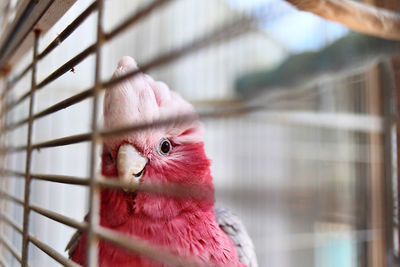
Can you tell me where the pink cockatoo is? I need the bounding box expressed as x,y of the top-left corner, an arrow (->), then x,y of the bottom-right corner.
66,56 -> 258,267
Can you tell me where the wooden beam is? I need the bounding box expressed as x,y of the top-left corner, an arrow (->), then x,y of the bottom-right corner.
373,0 -> 399,11
285,0 -> 400,41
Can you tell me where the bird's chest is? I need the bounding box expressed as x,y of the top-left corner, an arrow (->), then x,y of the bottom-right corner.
98,213 -> 231,267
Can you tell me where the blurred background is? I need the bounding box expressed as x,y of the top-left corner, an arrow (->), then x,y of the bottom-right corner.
0,0 -> 399,266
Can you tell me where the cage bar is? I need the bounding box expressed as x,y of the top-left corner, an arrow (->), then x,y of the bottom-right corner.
97,176 -> 213,200
30,205 -> 87,231
0,0 -> 397,267
0,191 -> 24,206
0,99 -> 385,155
86,0 -> 104,265
28,235 -> 81,267
0,214 -> 22,234
0,0 -> 77,73
38,1 -> 98,62
0,10 -> 254,136
0,169 -> 90,185
102,16 -> 254,90
0,0 -> 98,117
0,237 -> 21,263
0,255 -> 6,267
30,174 -> 90,186
94,225 -> 206,267
20,28 -> 40,267
104,0 -> 172,41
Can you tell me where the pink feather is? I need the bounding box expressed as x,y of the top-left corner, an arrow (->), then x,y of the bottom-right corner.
71,56 -> 246,267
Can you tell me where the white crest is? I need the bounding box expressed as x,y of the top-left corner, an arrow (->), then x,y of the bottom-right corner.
103,56 -> 203,144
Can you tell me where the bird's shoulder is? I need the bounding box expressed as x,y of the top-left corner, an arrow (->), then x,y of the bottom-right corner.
215,206 -> 258,267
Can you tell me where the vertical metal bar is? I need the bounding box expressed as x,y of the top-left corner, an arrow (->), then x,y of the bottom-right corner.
0,81 -> 10,147
21,29 -> 40,267
383,60 -> 398,265
0,81 -> 8,265
387,58 -> 400,266
87,1 -> 103,266
360,75 -> 369,267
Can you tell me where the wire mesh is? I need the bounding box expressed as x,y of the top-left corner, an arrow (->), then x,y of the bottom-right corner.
0,0 -> 398,267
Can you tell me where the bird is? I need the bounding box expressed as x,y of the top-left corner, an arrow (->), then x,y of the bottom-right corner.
66,56 -> 258,267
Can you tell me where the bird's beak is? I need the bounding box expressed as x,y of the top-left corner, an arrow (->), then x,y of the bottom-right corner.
117,144 -> 148,192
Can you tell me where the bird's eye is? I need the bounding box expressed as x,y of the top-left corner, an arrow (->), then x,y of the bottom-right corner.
158,138 -> 172,156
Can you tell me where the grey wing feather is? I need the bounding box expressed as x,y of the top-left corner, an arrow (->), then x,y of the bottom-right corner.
215,206 -> 258,267
65,229 -> 82,258
65,214 -> 87,258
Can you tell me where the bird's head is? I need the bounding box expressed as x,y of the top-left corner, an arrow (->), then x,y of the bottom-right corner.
101,56 -> 213,223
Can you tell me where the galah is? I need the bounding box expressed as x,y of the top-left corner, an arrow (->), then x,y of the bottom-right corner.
66,56 -> 258,267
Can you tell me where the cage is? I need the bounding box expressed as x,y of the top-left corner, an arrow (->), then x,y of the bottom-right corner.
0,0 -> 399,267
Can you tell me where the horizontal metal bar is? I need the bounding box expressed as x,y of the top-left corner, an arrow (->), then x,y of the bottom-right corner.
29,235 -> 81,267
31,173 -> 90,185
262,228 -> 379,253
95,225 -> 205,267
3,44 -> 96,114
0,169 -> 25,177
101,113 -> 198,137
0,82 -> 11,100
97,177 -> 212,200
0,13 -> 253,132
30,133 -> 91,150
257,111 -> 383,132
38,1 -> 98,61
37,44 -> 96,90
3,132 -> 91,152
0,81 -> 13,102
3,113 -> 222,152
103,15 -> 253,89
0,107 -> 256,152
0,169 -> 89,185
0,0 -> 244,118
0,213 -> 23,234
104,0 -> 172,41
1,0 -> 163,81
33,88 -> 93,120
1,88 -> 93,133
4,0 -> 93,89
4,117 -> 29,131
0,191 -> 24,206
0,171 -> 332,204
0,0 -> 53,72
3,90 -> 30,115
4,0 -> 159,85
0,255 -> 6,267
5,76 -> 32,116
1,104 -> 263,153
8,62 -> 32,89
2,168 -> 210,201
0,17 -> 256,152
2,103 -> 381,154
3,93 -> 233,134
30,204 -> 87,231
100,105 -> 262,138
0,171 -> 288,202
0,237 -> 21,263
